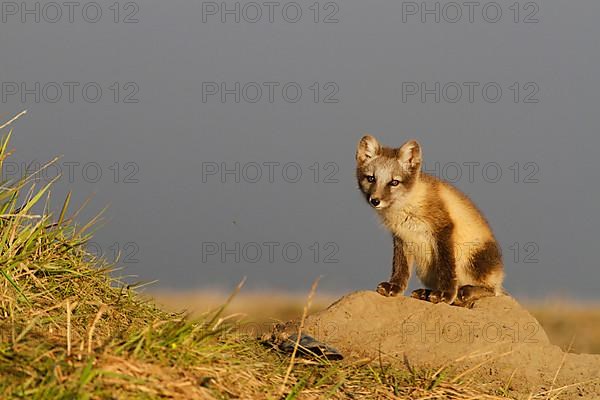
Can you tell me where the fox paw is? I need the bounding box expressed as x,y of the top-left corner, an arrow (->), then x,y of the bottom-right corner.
411,289 -> 456,304
454,285 -> 495,308
410,288 -> 432,301
376,282 -> 403,297
428,290 -> 457,304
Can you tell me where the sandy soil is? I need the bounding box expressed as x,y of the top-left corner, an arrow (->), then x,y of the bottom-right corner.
280,291 -> 600,399
150,290 -> 600,353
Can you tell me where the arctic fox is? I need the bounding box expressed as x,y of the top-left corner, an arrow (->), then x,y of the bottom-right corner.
356,135 -> 504,306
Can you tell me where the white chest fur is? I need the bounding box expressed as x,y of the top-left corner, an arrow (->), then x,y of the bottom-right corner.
380,208 -> 437,283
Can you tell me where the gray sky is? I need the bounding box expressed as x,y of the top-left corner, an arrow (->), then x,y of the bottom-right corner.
1,0 -> 598,298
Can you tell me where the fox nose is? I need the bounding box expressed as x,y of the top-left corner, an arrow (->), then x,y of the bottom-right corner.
370,198 -> 381,207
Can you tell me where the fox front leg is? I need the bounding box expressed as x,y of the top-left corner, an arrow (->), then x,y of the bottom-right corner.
377,236 -> 410,297
426,226 -> 458,304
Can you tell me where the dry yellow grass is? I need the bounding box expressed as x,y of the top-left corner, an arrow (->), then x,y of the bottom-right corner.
148,290 -> 336,336
527,300 -> 600,354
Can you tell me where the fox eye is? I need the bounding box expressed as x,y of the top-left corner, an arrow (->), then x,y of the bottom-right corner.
366,175 -> 376,183
389,179 -> 400,187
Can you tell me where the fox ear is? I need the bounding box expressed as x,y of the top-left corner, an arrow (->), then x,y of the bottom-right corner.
356,135 -> 381,164
398,140 -> 422,169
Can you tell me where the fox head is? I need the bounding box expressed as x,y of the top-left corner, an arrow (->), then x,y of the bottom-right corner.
356,135 -> 422,210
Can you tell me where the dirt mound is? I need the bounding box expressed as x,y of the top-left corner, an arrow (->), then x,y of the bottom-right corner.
286,291 -> 600,398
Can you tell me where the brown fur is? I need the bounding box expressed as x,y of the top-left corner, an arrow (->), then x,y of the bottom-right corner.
357,135 -> 504,305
